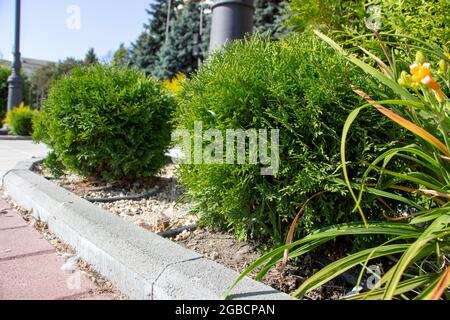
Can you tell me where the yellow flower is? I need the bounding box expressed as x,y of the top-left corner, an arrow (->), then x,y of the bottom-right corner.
409,63 -> 432,83
409,63 -> 445,102
445,52 -> 450,60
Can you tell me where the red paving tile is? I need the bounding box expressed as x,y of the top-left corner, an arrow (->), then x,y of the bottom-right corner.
0,252 -> 95,300
0,210 -> 28,230
0,198 -> 10,211
0,226 -> 55,260
0,201 -> 112,300
78,294 -> 115,300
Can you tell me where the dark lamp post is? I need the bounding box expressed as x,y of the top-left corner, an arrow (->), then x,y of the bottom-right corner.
208,0 -> 254,52
7,0 -> 24,112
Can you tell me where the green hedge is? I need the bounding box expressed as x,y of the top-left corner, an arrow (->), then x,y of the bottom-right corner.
175,33 -> 407,244
34,65 -> 175,180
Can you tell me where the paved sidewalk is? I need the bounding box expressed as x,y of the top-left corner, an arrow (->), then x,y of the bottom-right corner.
0,198 -> 116,300
0,138 -> 115,300
0,138 -> 48,184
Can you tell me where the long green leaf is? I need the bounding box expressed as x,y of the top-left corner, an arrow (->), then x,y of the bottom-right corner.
384,215 -> 450,299
410,207 -> 450,225
347,273 -> 437,300
341,106 -> 368,225
314,30 -> 418,102
225,222 -> 421,298
293,244 -> 410,298
365,187 -> 425,211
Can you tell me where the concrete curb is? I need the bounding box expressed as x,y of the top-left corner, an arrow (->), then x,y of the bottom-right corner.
2,159 -> 289,300
0,135 -> 32,141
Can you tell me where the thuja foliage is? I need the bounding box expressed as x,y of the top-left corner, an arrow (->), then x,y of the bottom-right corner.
175,33 -> 408,244
33,65 -> 175,180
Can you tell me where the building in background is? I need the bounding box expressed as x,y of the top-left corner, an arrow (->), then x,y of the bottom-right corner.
0,57 -> 53,77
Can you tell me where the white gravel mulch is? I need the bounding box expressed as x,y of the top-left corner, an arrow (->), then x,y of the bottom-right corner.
34,163 -> 198,234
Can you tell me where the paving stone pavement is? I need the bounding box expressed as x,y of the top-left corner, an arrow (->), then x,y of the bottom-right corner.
0,138 -> 114,300
0,138 -> 48,185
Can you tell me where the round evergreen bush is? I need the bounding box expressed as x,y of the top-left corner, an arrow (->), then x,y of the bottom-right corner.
4,104 -> 36,136
34,65 -> 175,180
10,110 -> 34,136
175,33 -> 407,244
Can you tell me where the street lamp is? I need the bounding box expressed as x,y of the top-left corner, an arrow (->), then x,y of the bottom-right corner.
208,0 -> 254,52
7,0 -> 24,112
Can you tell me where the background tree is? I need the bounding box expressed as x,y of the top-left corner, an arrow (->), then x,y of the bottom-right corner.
253,0 -> 286,39
154,1 -> 201,79
130,0 -> 211,78
130,32 -> 153,73
0,66 -> 31,116
130,0 -> 179,74
84,48 -> 99,66
111,43 -> 131,67
30,58 -> 82,107
199,2 -> 212,59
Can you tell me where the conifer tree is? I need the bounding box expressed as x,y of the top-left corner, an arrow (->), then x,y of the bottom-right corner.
130,0 -> 179,74
253,0 -> 286,39
84,48 -> 99,66
154,1 -> 201,79
111,43 -> 130,67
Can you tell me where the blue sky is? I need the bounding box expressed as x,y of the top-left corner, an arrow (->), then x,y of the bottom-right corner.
0,0 -> 151,62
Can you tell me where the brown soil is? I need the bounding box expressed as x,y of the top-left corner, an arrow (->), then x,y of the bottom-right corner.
172,228 -> 348,300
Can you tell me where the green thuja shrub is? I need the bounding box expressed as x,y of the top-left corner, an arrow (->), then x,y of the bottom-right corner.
175,33 -> 408,245
0,66 -> 10,122
10,110 -> 35,136
11,112 -> 34,136
34,65 -> 175,180
4,103 -> 37,136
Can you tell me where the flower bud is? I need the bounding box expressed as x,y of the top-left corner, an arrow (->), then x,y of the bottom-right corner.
398,71 -> 412,87
415,51 -> 427,64
438,60 -> 448,74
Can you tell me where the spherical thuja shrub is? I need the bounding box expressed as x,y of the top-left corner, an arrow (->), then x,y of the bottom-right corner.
175,33 -> 408,244
10,111 -> 35,136
33,65 -> 175,180
5,103 -> 36,136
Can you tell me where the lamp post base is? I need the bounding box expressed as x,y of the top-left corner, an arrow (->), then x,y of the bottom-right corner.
7,73 -> 24,112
